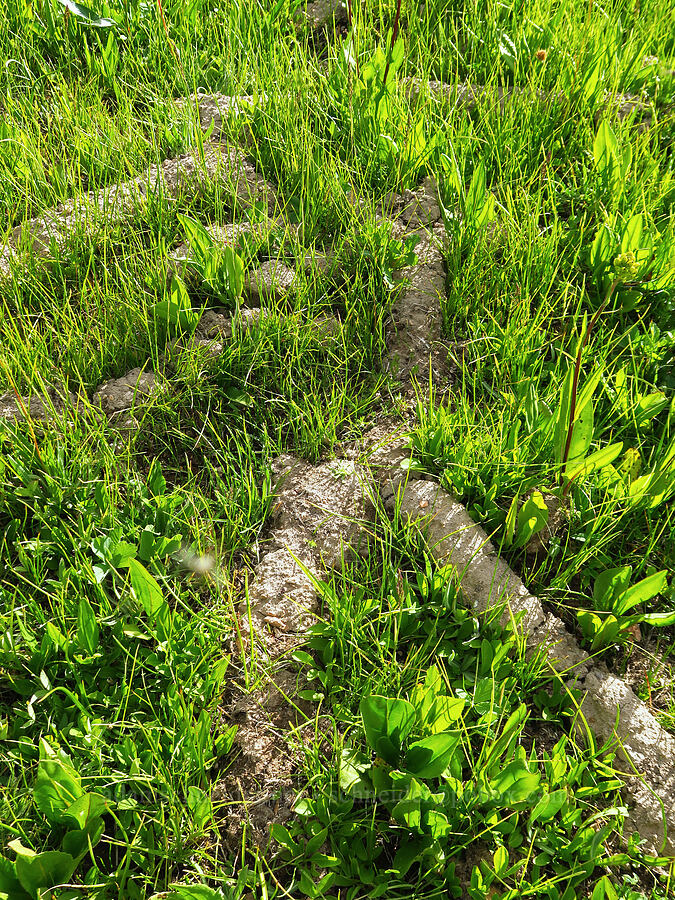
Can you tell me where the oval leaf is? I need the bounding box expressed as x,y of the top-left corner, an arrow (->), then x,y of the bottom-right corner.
360,696 -> 415,765
57,0 -> 117,26
129,559 -> 166,619
404,732 -> 459,779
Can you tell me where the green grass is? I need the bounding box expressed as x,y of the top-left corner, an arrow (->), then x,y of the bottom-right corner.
0,0 -> 674,898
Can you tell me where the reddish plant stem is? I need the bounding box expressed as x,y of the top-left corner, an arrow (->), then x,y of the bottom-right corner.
156,0 -> 180,64
2,370 -> 42,464
381,0 -> 402,90
347,0 -> 359,78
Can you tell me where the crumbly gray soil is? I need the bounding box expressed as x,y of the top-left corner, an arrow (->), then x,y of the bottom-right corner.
245,453 -> 374,645
386,224 -> 450,393
407,78 -> 655,129
301,0 -> 348,29
93,368 -> 158,418
0,143 -> 274,278
213,668 -> 312,851
0,385 -> 78,422
244,259 -> 297,306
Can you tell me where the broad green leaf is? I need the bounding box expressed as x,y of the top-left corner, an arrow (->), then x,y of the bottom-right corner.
440,152 -> 462,196
575,366 -> 604,416
465,162 -> 487,223
122,625 -> 152,641
628,472 -> 654,504
565,400 -> 594,471
77,596 -> 99,655
269,823 -> 299,854
513,491 -> 549,550
393,837 -> 432,876
581,56 -> 603,104
503,494 -> 518,547
0,856 -> 30,899
223,386 -> 254,407
590,224 -> 614,271
129,559 -> 166,619
147,459 -> 167,496
653,265 -> 675,290
594,120 -> 622,200
62,819 -> 104,859
222,247 -> 244,297
594,120 -> 619,177
635,392 -> 669,428
370,758 -> 394,795
620,214 -> 643,253
554,367 -> 575,464
304,826 -> 329,858
404,732 -> 459,779
490,760 -> 540,804
592,615 -> 621,651
565,442 -> 623,480
162,887 -> 224,900
476,191 -> 495,229
409,666 -> 442,724
110,540 -> 137,567
530,788 -> 567,824
656,433 -> 675,473
152,301 -> 185,331
360,696 -> 415,766
388,36 -> 405,76
56,0 -> 117,26
177,213 -> 215,264
641,610 -> 675,627
377,133 -> 398,165
187,786 -> 212,829
34,754 -> 84,823
424,808 -> 451,840
645,469 -> 675,509
592,875 -> 618,900
161,277 -> 199,331
493,845 -> 509,876
593,566 -> 632,611
391,775 -> 428,829
616,570 -> 667,615
577,609 -> 602,642
64,792 -> 108,830
9,841 -> 76,897
46,622 -> 67,651
428,695 -> 465,733
614,367 -> 628,413
485,704 -> 528,768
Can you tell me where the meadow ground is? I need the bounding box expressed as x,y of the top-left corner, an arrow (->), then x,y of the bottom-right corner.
0,0 -> 674,898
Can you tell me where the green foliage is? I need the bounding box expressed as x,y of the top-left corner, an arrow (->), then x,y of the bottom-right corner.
440,157 -> 496,242
0,435 -> 236,895
176,213 -> 246,300
503,489 -> 549,550
0,740 -> 109,897
593,120 -> 632,209
578,567 -> 671,650
153,275 -> 201,333
277,560 -> 636,898
589,211 -> 675,299
1,0 -> 674,895
328,32 -> 440,189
